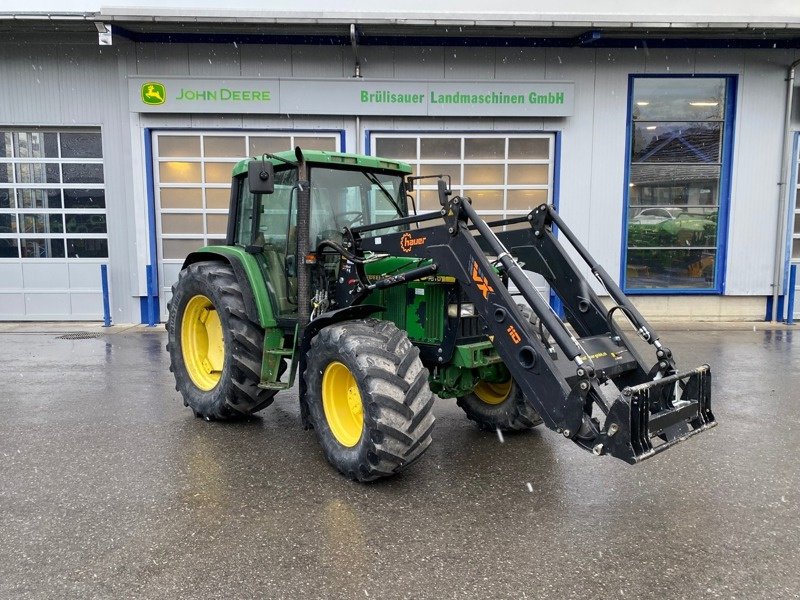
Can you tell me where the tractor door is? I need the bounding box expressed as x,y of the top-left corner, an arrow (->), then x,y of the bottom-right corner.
234,167 -> 299,319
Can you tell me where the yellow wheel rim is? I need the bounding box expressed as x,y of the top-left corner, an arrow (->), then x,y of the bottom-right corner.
181,294 -> 224,391
473,379 -> 513,405
322,361 -> 364,447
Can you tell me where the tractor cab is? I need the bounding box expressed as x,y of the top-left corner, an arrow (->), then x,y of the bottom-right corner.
229,150 -> 412,320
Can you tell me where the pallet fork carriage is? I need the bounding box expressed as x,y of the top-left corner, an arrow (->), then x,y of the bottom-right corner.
168,149 -> 716,480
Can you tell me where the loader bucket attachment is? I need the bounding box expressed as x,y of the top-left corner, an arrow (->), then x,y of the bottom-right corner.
603,365 -> 715,464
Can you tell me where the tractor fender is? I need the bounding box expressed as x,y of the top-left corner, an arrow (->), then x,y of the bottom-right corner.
182,250 -> 269,328
297,304 -> 383,428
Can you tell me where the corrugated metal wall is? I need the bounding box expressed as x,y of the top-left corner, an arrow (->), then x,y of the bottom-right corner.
1,31 -> 798,321
0,34 -> 139,321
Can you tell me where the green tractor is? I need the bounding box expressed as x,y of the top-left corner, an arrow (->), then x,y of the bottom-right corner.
167,148 -> 715,481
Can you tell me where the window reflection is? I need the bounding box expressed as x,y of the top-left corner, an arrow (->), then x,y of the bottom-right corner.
625,78 -> 729,290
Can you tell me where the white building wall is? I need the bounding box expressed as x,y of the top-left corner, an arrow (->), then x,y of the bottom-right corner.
2,30 -> 799,321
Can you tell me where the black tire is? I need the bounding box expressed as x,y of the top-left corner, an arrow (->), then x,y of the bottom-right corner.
304,319 -> 436,482
166,261 -> 278,420
457,378 -> 543,432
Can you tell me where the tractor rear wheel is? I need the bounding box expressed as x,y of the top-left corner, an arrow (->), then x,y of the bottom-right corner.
457,377 -> 543,432
304,319 -> 436,482
166,261 -> 278,420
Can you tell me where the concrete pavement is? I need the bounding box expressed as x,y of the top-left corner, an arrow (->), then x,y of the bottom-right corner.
1,325 -> 798,599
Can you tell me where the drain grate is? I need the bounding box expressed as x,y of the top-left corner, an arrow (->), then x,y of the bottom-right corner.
56,332 -> 102,340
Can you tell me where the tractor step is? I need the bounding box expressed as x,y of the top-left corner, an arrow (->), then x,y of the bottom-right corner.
259,325 -> 299,390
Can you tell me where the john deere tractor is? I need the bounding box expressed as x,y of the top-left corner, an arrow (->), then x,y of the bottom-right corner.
167,148 -> 715,481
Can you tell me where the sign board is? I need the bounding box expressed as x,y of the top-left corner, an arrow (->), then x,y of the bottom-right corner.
129,78 -> 574,117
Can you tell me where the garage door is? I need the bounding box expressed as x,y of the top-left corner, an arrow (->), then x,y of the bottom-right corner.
370,132 -> 555,296
153,130 -> 341,320
0,129 -> 108,320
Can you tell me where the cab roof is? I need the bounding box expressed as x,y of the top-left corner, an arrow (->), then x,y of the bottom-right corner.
232,149 -> 413,177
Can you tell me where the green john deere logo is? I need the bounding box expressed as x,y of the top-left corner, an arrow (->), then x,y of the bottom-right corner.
141,81 -> 166,105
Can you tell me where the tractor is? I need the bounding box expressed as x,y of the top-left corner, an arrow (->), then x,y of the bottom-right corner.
166,148 -> 715,481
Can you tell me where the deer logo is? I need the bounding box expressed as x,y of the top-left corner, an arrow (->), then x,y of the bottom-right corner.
141,82 -> 166,105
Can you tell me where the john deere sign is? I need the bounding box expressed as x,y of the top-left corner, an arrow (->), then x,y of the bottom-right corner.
128,77 -> 574,117
141,82 -> 166,105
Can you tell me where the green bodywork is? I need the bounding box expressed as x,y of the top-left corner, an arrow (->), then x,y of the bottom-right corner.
182,153 -> 505,399
363,256 -> 446,343
194,245 -> 278,328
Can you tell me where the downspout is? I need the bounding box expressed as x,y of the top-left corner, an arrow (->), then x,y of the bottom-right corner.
771,58 -> 800,322
351,24 -> 362,154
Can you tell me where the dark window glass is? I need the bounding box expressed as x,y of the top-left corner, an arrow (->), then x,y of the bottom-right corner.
17,188 -> 62,209
632,122 -> 721,163
65,214 -> 106,234
0,214 -> 17,233
0,188 -> 12,208
20,213 -> 63,234
629,164 -> 720,208
14,132 -> 59,158
21,238 -> 65,258
0,238 -> 19,258
63,188 -> 105,209
67,238 -> 108,258
60,132 -> 103,158
15,163 -> 60,184
627,249 -> 716,289
0,132 -> 10,158
625,77 -> 729,290
62,163 -> 103,184
1,163 -> 13,183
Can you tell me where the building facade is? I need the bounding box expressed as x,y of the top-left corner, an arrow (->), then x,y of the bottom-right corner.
1,3 -> 799,322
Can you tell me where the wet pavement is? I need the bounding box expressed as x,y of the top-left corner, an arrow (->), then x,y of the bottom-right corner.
1,325 -> 798,599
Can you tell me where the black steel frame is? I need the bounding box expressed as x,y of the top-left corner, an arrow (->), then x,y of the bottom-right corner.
310,186 -> 716,464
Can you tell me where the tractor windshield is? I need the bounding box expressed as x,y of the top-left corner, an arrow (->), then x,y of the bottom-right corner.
309,167 -> 406,241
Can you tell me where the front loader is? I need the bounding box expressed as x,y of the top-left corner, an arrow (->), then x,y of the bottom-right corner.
166,148 -> 716,481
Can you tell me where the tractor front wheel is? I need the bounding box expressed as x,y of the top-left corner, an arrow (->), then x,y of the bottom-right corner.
457,377 -> 543,432
166,261 -> 277,420
304,319 -> 436,481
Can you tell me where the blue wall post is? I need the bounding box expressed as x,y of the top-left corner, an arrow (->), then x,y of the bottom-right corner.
787,264 -> 797,325
146,264 -> 157,327
100,264 -> 112,327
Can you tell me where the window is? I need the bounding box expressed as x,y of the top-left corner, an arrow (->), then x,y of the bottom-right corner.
309,167 -> 405,240
623,77 -> 733,291
0,130 -> 107,259
371,133 -> 553,228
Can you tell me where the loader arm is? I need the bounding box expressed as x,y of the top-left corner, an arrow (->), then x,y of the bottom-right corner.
339,189 -> 715,464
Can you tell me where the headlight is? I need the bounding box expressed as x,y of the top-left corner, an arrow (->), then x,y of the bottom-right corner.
448,303 -> 475,317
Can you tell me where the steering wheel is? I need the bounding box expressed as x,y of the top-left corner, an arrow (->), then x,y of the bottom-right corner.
335,211 -> 364,228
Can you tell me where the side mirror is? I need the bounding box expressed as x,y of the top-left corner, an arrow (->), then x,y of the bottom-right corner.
437,178 -> 451,206
248,159 -> 274,194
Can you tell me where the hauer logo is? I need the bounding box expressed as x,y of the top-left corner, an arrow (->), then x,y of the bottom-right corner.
141,82 -> 166,105
400,232 -> 426,253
